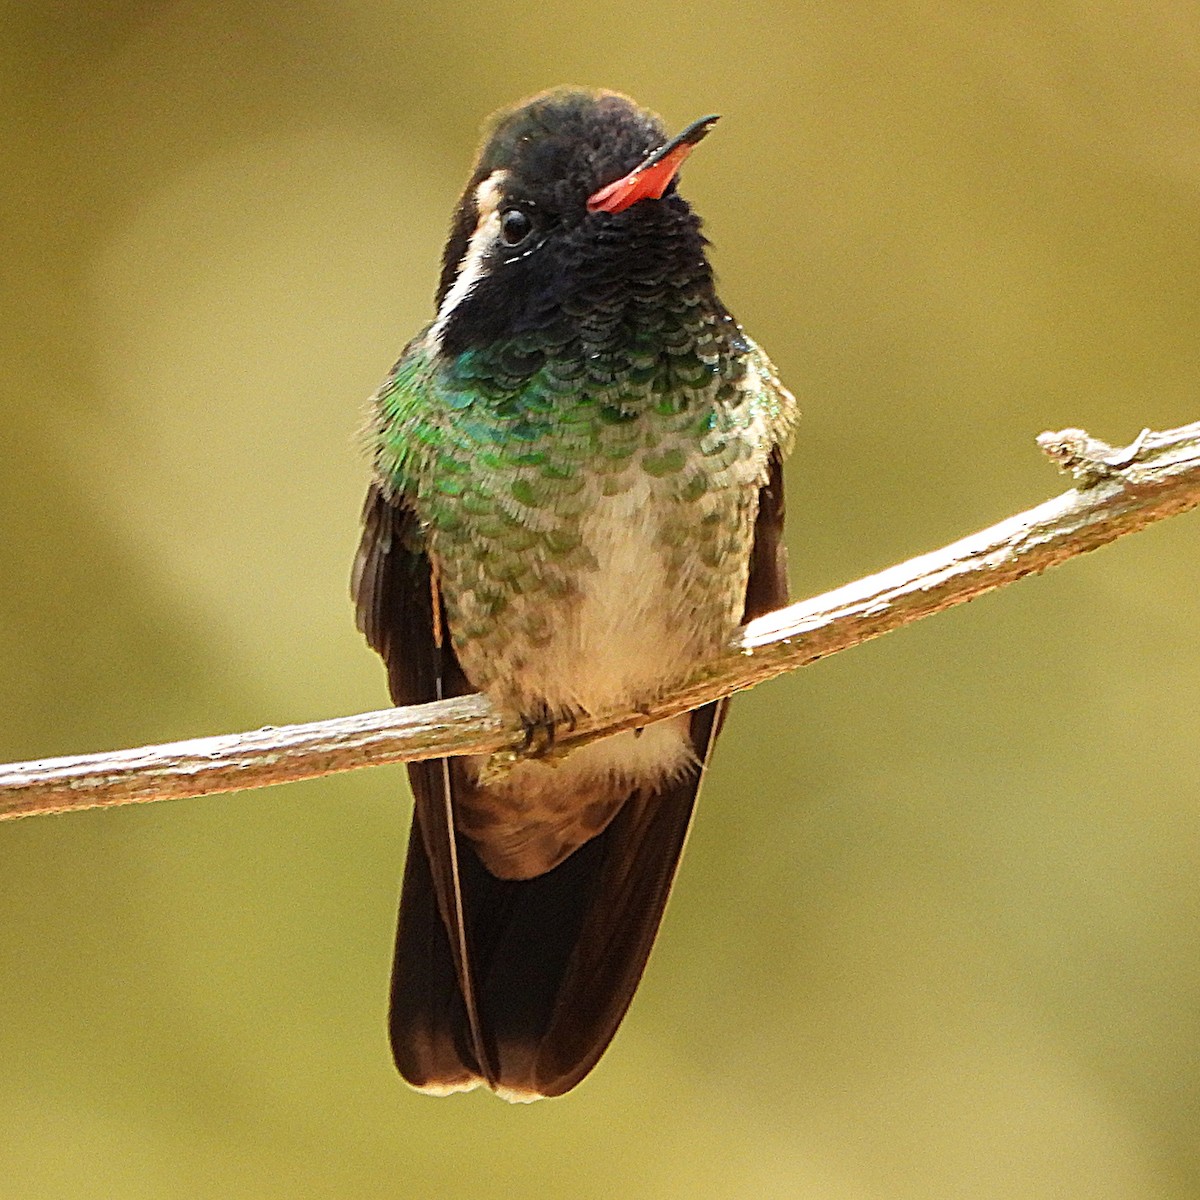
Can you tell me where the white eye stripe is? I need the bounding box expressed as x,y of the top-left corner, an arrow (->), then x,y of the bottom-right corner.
426,171 -> 507,351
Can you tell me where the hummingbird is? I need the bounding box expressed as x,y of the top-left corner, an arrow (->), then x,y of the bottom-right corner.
352,87 -> 797,1101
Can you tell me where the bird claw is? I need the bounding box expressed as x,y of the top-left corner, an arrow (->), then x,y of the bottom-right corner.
517,704 -> 580,758
520,716 -> 556,756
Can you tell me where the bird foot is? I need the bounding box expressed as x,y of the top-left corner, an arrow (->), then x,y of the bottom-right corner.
476,704 -> 582,784
520,715 -> 557,757
518,703 -> 580,757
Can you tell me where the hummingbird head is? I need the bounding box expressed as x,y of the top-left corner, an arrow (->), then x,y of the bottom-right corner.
428,88 -> 721,356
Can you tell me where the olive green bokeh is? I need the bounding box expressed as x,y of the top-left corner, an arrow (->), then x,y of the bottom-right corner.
2,4 -> 1199,1198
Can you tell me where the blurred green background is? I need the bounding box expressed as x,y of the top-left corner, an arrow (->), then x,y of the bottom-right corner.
2,3 -> 1199,1197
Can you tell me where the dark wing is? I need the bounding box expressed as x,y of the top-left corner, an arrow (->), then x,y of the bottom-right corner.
744,446 -> 790,622
352,484 -> 492,1091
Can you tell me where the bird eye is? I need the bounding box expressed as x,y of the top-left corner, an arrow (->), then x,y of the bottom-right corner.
499,207 -> 534,247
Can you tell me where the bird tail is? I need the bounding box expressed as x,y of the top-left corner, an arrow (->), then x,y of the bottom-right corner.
389,703 -> 720,1100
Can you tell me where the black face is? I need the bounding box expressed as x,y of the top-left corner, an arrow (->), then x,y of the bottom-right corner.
431,88 -> 716,356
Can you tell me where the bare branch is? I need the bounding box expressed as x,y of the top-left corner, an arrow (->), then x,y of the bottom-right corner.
2,421 -> 1198,822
